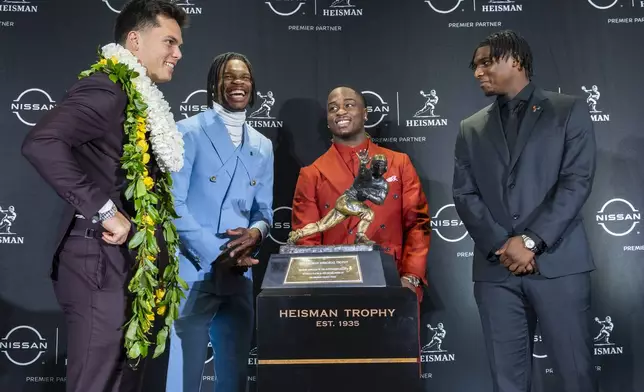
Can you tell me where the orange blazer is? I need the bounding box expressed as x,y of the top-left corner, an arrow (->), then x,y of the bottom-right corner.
291,140 -> 430,285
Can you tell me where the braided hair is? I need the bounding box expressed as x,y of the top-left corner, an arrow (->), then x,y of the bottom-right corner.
469,30 -> 533,79
206,52 -> 256,108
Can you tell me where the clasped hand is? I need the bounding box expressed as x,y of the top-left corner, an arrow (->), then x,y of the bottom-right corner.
224,227 -> 262,267
495,236 -> 537,276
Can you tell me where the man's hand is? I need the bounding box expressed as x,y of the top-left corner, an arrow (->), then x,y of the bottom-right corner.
496,236 -> 536,275
101,211 -> 131,245
237,255 -> 260,267
226,227 -> 262,259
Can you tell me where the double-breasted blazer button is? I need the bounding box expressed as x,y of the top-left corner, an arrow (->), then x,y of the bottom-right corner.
251,179 -> 257,186
380,224 -> 386,229
324,203 -> 330,209
393,194 -> 399,199
209,176 -> 217,182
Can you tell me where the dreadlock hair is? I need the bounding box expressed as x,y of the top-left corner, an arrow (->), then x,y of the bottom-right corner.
469,30 -> 534,79
206,52 -> 256,109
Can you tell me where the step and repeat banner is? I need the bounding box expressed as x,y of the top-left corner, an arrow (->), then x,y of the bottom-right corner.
1,0 -> 643,391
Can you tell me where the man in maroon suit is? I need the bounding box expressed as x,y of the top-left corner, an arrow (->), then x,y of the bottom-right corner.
21,1 -> 188,391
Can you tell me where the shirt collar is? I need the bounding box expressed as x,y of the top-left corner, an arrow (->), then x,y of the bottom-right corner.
497,82 -> 535,108
332,137 -> 371,159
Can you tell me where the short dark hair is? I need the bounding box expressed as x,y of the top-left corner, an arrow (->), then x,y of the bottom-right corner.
206,52 -> 257,108
328,86 -> 366,108
114,0 -> 189,44
469,29 -> 533,79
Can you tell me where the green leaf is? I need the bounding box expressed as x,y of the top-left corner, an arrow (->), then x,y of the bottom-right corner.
128,342 -> 142,359
125,181 -> 136,200
157,326 -> 169,345
129,230 -> 146,250
139,342 -> 149,358
148,207 -> 161,223
126,319 -> 139,340
178,276 -> 189,290
153,343 -> 166,358
109,74 -> 118,84
135,178 -> 147,198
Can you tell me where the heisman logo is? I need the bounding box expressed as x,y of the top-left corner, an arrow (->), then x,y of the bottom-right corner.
581,85 -> 609,122
1,325 -> 47,366
247,91 -> 283,128
420,322 -> 455,362
0,205 -> 23,244
268,206 -> 292,245
0,0 -> 38,12
593,316 -> 624,356
595,198 -> 640,237
407,89 -> 448,128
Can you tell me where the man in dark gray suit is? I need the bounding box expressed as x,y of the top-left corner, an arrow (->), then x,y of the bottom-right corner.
453,30 -> 597,392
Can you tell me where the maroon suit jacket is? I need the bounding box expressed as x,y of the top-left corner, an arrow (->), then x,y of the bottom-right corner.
21,72 -> 167,267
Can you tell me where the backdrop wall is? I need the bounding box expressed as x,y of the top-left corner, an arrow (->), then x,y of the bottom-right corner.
1,0 -> 643,391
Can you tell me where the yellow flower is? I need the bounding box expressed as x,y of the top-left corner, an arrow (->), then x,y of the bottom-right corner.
157,305 -> 167,316
147,313 -> 155,321
142,168 -> 149,177
156,288 -> 166,300
143,176 -> 154,190
99,59 -> 107,65
142,320 -> 151,333
142,153 -> 150,164
136,131 -> 146,140
137,140 -> 149,153
110,56 -> 118,64
136,116 -> 145,124
146,254 -> 155,261
143,215 -> 155,226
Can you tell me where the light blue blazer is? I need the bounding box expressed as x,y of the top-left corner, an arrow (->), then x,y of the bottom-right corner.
171,108 -> 274,293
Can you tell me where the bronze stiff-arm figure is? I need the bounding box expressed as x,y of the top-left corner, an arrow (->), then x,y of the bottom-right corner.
287,150 -> 389,245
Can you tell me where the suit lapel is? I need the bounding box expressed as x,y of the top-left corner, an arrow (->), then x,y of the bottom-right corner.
485,102 -> 510,165
314,146 -> 355,196
199,109 -> 237,177
235,125 -> 258,182
508,89 -> 547,172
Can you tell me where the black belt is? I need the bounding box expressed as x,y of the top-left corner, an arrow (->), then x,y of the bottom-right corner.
68,227 -> 103,239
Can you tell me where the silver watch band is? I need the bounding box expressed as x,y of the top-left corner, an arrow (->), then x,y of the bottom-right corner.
92,204 -> 117,224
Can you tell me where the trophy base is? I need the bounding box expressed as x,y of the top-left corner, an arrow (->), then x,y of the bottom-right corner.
279,243 -> 381,254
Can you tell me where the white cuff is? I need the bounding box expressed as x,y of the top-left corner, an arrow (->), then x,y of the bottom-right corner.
98,199 -> 115,214
250,221 -> 270,241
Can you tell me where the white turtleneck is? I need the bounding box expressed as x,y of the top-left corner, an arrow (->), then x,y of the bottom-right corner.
210,101 -> 269,241
211,101 -> 246,147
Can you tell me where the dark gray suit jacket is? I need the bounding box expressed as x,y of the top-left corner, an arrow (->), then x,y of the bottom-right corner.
453,87 -> 596,282
21,72 -> 168,270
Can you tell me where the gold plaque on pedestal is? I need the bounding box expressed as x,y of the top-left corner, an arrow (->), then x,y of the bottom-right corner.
283,255 -> 363,284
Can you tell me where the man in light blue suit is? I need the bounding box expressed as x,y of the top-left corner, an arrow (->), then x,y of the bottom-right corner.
166,52 -> 274,392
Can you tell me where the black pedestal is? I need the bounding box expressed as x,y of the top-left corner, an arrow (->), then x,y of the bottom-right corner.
256,245 -> 421,392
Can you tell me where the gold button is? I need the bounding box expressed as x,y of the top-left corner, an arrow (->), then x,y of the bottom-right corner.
250,179 -> 257,186
209,176 -> 217,182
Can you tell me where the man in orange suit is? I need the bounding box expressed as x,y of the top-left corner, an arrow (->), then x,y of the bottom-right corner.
290,86 -> 431,299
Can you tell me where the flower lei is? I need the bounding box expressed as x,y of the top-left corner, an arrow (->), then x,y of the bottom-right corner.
78,43 -> 188,361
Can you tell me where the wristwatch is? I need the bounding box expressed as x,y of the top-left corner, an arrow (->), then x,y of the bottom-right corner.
92,204 -> 117,224
521,234 -> 538,253
402,275 -> 421,287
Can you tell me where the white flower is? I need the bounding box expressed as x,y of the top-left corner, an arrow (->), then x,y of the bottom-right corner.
101,43 -> 184,173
